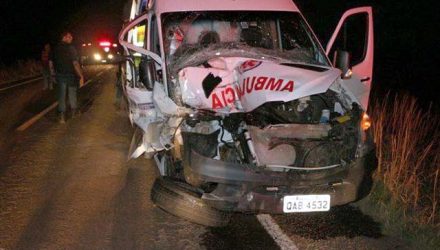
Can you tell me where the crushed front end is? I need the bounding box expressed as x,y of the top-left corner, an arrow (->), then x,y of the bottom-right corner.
180,88 -> 376,213
123,10 -> 376,215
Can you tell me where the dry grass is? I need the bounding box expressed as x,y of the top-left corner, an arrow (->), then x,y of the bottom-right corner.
371,93 -> 440,227
0,60 -> 42,84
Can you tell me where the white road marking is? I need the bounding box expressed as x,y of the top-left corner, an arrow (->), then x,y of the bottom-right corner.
257,214 -> 299,250
0,76 -> 43,92
83,79 -> 92,87
16,70 -> 107,131
16,102 -> 58,131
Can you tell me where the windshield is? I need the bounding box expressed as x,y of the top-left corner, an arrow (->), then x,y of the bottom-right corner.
161,11 -> 329,71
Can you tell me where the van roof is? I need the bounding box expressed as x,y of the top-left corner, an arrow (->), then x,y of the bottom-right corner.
154,0 -> 299,15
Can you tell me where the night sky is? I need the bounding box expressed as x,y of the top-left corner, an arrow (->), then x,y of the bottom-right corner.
0,0 -> 126,65
294,0 -> 439,104
0,0 -> 438,103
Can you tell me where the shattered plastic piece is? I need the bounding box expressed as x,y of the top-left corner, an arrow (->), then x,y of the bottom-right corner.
207,57 -> 228,70
329,80 -> 358,109
125,83 -> 190,159
330,78 -> 368,109
334,102 -> 344,115
125,86 -> 159,132
297,96 -> 310,112
153,82 -> 191,116
335,115 -> 351,124
131,144 -> 147,158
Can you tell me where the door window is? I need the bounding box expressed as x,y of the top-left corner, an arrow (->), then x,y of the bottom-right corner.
328,13 -> 368,66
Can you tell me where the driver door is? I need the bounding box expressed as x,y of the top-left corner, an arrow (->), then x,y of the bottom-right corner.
326,7 -> 374,108
119,13 -> 165,159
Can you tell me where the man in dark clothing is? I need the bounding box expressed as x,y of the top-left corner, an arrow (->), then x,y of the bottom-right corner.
41,43 -> 53,90
50,31 -> 84,123
114,62 -> 124,109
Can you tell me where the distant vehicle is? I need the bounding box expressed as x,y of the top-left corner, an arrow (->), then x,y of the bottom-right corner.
80,40 -> 121,65
120,0 -> 376,227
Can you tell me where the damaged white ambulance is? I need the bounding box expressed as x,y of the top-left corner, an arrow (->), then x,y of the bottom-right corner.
119,0 -> 376,227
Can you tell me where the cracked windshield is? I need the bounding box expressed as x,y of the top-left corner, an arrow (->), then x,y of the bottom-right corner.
162,11 -> 330,69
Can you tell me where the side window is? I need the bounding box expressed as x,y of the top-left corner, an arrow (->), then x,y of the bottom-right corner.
128,20 -> 148,88
148,15 -> 163,84
131,20 -> 148,49
328,13 -> 368,66
150,15 -> 160,55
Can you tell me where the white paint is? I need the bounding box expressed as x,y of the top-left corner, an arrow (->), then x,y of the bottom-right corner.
256,214 -> 299,250
154,0 -> 299,15
179,58 -> 340,113
15,70 -> 105,131
16,102 -> 58,131
0,76 -> 43,92
84,79 -> 92,86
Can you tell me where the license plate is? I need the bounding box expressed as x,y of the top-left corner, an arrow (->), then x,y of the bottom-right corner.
283,194 -> 331,213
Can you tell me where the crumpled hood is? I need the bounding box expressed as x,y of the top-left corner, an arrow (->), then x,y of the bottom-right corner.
178,57 -> 341,113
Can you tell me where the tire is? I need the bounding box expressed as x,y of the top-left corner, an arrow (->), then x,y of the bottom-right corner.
150,177 -> 231,227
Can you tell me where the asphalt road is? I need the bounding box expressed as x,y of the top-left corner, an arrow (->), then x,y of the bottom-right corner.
0,65 -> 409,249
0,65 -> 279,249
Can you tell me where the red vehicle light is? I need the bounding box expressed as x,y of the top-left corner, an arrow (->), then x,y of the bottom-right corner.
99,41 -> 111,47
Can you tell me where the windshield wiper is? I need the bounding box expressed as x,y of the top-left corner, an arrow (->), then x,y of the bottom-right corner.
280,62 -> 329,72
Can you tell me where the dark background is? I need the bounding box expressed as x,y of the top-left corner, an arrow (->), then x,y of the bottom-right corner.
0,0 -> 438,104
0,0 -> 126,65
294,0 -> 439,105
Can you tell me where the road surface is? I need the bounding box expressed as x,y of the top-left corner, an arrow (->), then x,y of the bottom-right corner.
0,65 -> 409,249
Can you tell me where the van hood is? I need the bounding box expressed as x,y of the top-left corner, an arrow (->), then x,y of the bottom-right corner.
178,57 -> 342,113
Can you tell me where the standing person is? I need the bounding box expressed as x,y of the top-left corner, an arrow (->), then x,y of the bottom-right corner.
114,62 -> 124,109
41,43 -> 53,90
49,31 -> 84,123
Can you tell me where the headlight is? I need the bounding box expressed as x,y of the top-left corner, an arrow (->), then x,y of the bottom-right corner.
107,54 -> 114,59
361,112 -> 371,131
94,53 -> 102,61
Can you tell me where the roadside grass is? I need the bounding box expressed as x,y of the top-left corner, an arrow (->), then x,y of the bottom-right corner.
358,183 -> 440,249
0,59 -> 41,84
359,92 -> 439,249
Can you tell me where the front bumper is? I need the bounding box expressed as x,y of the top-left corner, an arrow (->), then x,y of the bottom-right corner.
184,149 -> 376,213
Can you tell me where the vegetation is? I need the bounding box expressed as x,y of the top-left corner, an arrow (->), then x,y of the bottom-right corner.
360,93 -> 439,249
0,60 -> 41,84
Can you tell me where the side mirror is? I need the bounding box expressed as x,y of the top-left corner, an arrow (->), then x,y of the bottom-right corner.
333,50 -> 352,79
139,57 -> 156,90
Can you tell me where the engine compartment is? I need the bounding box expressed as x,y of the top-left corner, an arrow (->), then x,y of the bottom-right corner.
182,90 -> 363,172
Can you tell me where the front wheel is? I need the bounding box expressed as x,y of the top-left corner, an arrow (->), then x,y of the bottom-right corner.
150,177 -> 231,227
